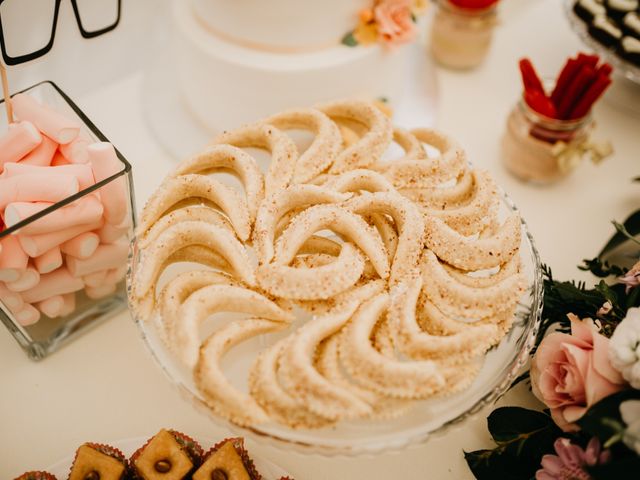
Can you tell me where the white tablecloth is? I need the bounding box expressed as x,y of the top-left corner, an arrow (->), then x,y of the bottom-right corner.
1,0 -> 639,477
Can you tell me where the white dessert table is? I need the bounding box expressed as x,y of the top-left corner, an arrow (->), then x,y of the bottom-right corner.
1,0 -> 639,478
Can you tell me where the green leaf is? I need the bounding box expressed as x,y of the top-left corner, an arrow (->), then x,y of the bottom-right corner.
341,32 -> 358,47
600,210 -> 640,257
488,407 -> 562,461
577,390 -> 640,445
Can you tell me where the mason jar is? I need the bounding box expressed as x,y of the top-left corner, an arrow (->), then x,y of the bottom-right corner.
501,98 -> 594,184
430,0 -> 499,69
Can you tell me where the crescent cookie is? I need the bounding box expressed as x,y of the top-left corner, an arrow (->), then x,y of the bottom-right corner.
339,293 -> 446,399
257,242 -> 365,300
424,214 -> 521,271
278,300 -> 373,420
157,270 -> 238,347
175,284 -> 294,368
253,184 -> 350,264
248,338 -> 334,429
382,128 -> 466,189
171,144 -> 265,224
195,318 -> 287,426
273,203 -> 390,279
322,169 -> 397,195
317,99 -> 393,173
133,220 -> 256,300
388,278 -> 500,363
420,249 -> 526,320
263,108 -> 342,183
139,205 -> 235,247
212,122 -> 298,197
344,191 -> 425,285
137,174 -> 252,241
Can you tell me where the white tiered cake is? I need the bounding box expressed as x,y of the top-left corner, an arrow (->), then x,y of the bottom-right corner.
173,0 -> 419,132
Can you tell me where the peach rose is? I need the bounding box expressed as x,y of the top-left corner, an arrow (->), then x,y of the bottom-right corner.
530,314 -> 626,431
374,0 -> 417,46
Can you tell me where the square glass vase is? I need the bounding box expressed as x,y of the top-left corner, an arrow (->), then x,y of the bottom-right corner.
0,81 -> 136,360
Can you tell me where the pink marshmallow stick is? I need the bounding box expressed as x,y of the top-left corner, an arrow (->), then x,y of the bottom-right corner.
59,293 -> 76,316
88,143 -> 128,225
18,134 -> 58,166
21,267 -> 84,304
66,242 -> 129,277
0,173 -> 79,211
0,268 -> 20,283
11,93 -> 81,144
51,152 -> 71,166
18,220 -> 103,257
0,282 -> 24,313
0,121 -> 42,169
33,246 -> 63,274
5,195 -> 104,235
85,283 -> 117,300
0,235 -> 29,279
14,303 -> 41,326
59,136 -> 91,164
105,265 -> 127,284
5,266 -> 40,292
83,270 -> 108,288
96,222 -> 129,244
2,162 -> 95,190
36,295 -> 65,318
60,232 -> 99,259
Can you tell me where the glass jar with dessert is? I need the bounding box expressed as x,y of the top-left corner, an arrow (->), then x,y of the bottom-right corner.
502,99 -> 595,183
502,55 -> 614,184
430,0 -> 499,69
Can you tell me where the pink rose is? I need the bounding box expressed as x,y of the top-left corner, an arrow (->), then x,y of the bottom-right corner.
530,314 -> 626,431
374,0 -> 417,46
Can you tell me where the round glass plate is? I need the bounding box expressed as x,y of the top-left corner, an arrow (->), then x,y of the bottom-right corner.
127,190 -> 543,456
563,0 -> 640,84
46,436 -> 290,479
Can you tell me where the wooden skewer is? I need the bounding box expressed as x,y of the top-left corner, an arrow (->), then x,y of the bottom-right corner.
0,59 -> 13,124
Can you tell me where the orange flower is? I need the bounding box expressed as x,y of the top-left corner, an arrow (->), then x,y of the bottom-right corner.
374,0 -> 417,46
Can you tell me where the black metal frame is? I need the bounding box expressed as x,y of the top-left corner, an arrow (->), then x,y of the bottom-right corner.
0,0 -> 121,65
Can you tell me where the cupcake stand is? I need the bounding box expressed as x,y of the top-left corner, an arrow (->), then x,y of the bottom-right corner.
1,0 -> 639,478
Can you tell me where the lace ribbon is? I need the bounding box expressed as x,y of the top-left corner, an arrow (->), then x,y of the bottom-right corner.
552,135 -> 613,173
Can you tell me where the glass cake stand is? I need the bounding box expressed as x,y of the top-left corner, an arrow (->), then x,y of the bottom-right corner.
127,190 -> 543,456
564,0 -> 640,84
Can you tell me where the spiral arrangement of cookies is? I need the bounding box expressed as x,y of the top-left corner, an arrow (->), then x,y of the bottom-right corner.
130,99 -> 526,429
